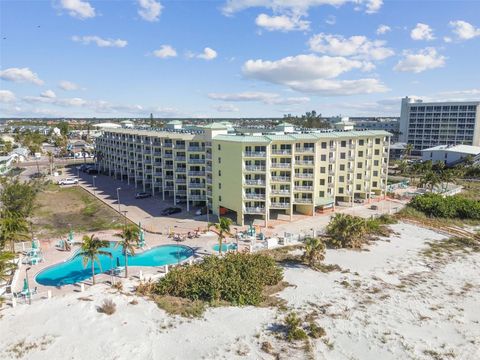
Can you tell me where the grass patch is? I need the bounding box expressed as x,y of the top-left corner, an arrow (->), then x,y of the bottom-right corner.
97,299 -> 116,315
153,295 -> 206,318
31,185 -> 124,237
422,237 -> 480,259
7,336 -> 54,359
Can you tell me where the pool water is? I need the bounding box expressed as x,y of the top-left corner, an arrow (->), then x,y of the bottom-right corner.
36,243 -> 193,286
212,243 -> 237,252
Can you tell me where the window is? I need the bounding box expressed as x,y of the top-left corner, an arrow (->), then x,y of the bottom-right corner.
358,151 -> 363,157
357,162 -> 363,168
359,140 -> 364,146
218,157 -> 221,163
373,171 -> 378,176
319,191 -> 325,197
374,160 -> 379,166
321,154 -> 326,161
340,164 -> 345,171
339,176 -> 344,182
340,152 -> 346,159
341,141 -> 346,147
218,170 -> 221,176
320,167 -> 326,174
320,179 -> 325,185
356,185 -> 361,191
375,138 -> 380,144
218,144 -> 221,150
219,183 -> 222,189
338,187 -> 344,194
219,196 -> 222,201
356,173 -> 362,179
321,142 -> 327,149
374,149 -> 380,155
373,181 -> 378,187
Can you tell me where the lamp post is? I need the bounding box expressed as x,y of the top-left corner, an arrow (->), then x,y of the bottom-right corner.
25,267 -> 31,305
121,210 -> 128,228
116,187 -> 121,213
92,175 -> 97,195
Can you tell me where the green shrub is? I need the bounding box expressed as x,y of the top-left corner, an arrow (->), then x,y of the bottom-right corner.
284,312 -> 308,342
154,252 -> 283,306
409,193 -> 480,220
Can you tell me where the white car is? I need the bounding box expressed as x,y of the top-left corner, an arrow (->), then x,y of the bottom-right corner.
58,178 -> 78,185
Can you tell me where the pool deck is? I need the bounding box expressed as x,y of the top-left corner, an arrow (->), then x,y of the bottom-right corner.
14,229 -> 242,297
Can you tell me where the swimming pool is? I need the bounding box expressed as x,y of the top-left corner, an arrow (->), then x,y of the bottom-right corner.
35,243 -> 193,286
212,243 -> 237,252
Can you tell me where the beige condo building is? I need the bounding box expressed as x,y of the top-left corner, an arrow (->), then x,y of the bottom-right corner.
96,122 -> 390,226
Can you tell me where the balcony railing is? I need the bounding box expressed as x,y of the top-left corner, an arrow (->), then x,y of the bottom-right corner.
244,151 -> 266,158
188,158 -> 205,164
271,189 -> 290,195
271,149 -> 292,155
176,168 -> 186,173
295,173 -> 314,179
189,171 -> 206,176
271,176 -> 290,182
294,186 -> 313,191
188,147 -> 205,152
189,195 -> 206,201
164,165 -> 173,170
329,158 -> 335,163
294,198 -> 313,204
296,160 -> 314,166
244,207 -> 265,214
175,156 -> 186,161
296,147 -> 314,153
271,163 -> 291,169
270,202 -> 290,208
206,153 -> 212,159
245,179 -> 266,186
244,193 -> 266,200
188,183 -> 205,188
176,179 -> 186,184
245,165 -> 266,172
163,153 -> 173,159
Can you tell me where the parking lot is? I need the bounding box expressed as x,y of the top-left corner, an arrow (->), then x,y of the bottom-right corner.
68,166 -> 212,234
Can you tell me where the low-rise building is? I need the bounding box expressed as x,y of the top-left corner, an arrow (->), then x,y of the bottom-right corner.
96,122 -> 391,225
421,144 -> 480,166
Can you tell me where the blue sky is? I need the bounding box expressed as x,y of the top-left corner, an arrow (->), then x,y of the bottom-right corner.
0,0 -> 479,118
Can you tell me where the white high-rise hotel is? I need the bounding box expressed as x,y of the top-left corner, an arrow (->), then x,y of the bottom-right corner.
399,97 -> 480,153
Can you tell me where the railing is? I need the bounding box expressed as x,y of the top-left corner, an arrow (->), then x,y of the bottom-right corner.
163,153 -> 173,158
244,151 -> 266,158
244,207 -> 265,214
164,176 -> 174,180
163,143 -> 173,148
188,183 -> 205,188
294,186 -> 313,191
176,190 -> 187,195
328,183 -> 334,188
245,179 -> 266,186
245,165 -> 266,172
189,195 -> 206,201
207,190 -> 212,196
271,189 -> 290,195
294,198 -> 313,204
271,176 -> 290,182
271,149 -> 292,155
164,186 -> 174,191
329,158 -> 335,163
295,147 -> 315,153
206,153 -> 212,159
175,145 -> 186,150
176,179 -> 186,184
244,193 -> 266,200
295,173 -> 314,179
175,156 -> 186,161
188,171 -> 206,176
296,160 -> 314,165
207,178 -> 212,184
206,166 -> 212,172
270,202 -> 290,208
271,163 -> 291,169
176,168 -> 186,173
188,147 -> 205,152
188,159 -> 205,164
164,165 -> 173,169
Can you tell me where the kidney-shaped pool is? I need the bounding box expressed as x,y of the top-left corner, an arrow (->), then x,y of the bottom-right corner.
36,243 -> 193,287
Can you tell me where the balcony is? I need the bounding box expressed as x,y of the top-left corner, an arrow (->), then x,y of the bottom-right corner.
188,183 -> 205,188
270,202 -> 290,209
175,156 -> 186,162
328,183 -> 334,188
245,179 -> 266,186
271,163 -> 291,169
294,198 -> 313,204
176,190 -> 187,196
295,173 -> 314,179
294,186 -> 313,191
271,189 -> 290,195
164,176 -> 174,180
176,168 -> 186,173
296,147 -> 315,153
164,165 -> 173,170
245,165 -> 266,172
207,190 -> 212,197
296,160 -> 314,166
328,170 -> 335,176
329,158 -> 335,163
206,166 -> 212,172
207,178 -> 212,184
188,158 -> 205,164
175,145 -> 186,150
188,147 -> 205,152
271,176 -> 290,183
163,153 -> 173,159
164,186 -> 174,191
244,151 -> 266,158
189,195 -> 206,201
244,207 -> 265,214
349,144 -> 355,149
244,193 -> 266,200
189,171 -> 206,176
271,149 -> 292,155
206,153 -> 212,159
176,179 -> 186,184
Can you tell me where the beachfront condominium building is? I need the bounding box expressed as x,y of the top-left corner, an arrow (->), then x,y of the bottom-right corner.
399,97 -> 480,154
96,122 -> 390,226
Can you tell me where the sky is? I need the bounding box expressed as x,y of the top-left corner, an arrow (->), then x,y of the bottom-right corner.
0,0 -> 479,118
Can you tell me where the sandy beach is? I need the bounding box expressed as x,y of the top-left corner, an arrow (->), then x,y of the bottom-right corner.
1,222 -> 479,360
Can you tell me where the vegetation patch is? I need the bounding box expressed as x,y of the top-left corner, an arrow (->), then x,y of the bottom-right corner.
422,237 -> 480,260
408,193 -> 480,220
153,295 -> 206,318
97,299 -> 117,315
6,336 -> 55,359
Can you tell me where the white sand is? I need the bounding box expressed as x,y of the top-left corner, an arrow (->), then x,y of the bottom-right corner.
1,223 -> 479,360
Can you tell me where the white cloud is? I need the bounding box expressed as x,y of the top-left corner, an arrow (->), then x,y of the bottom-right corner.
308,33 -> 394,61
449,20 -> 480,40
59,80 -> 80,91
0,67 -> 44,85
41,90 -> 56,98
59,0 -> 95,19
214,104 -> 240,112
72,35 -> 128,48
197,47 -> 218,60
222,0 -> 383,16
325,15 -> 336,25
153,45 -> 177,58
255,13 -> 310,32
137,0 -> 163,22
410,23 -> 435,41
394,47 -> 445,73
0,90 -> 16,103
242,54 -> 388,95
376,24 -> 391,35
23,95 -> 87,107
443,36 -> 452,43
208,91 -> 310,105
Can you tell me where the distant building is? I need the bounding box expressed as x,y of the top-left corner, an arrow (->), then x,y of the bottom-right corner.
399,97 -> 480,154
389,142 -> 407,160
328,117 -> 400,142
421,144 -> 480,166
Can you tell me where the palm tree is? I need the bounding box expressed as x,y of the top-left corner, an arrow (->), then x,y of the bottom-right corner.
439,169 -> 455,192
0,251 -> 16,284
397,160 -> 408,175
302,238 -> 325,267
113,225 -> 139,278
46,151 -> 54,175
325,213 -> 367,249
210,217 -> 232,255
78,234 -> 111,285
403,144 -> 414,158
419,171 -> 440,192
0,210 -> 30,252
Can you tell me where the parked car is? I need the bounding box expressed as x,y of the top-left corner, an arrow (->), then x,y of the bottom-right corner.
195,207 -> 212,216
354,199 -> 364,204
58,178 -> 78,185
161,207 -> 182,216
135,192 -> 152,199
370,204 -> 378,210
85,168 -> 98,175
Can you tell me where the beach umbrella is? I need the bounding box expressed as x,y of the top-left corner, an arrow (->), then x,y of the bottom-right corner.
22,278 -> 28,292
68,230 -> 74,243
31,240 -> 37,249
